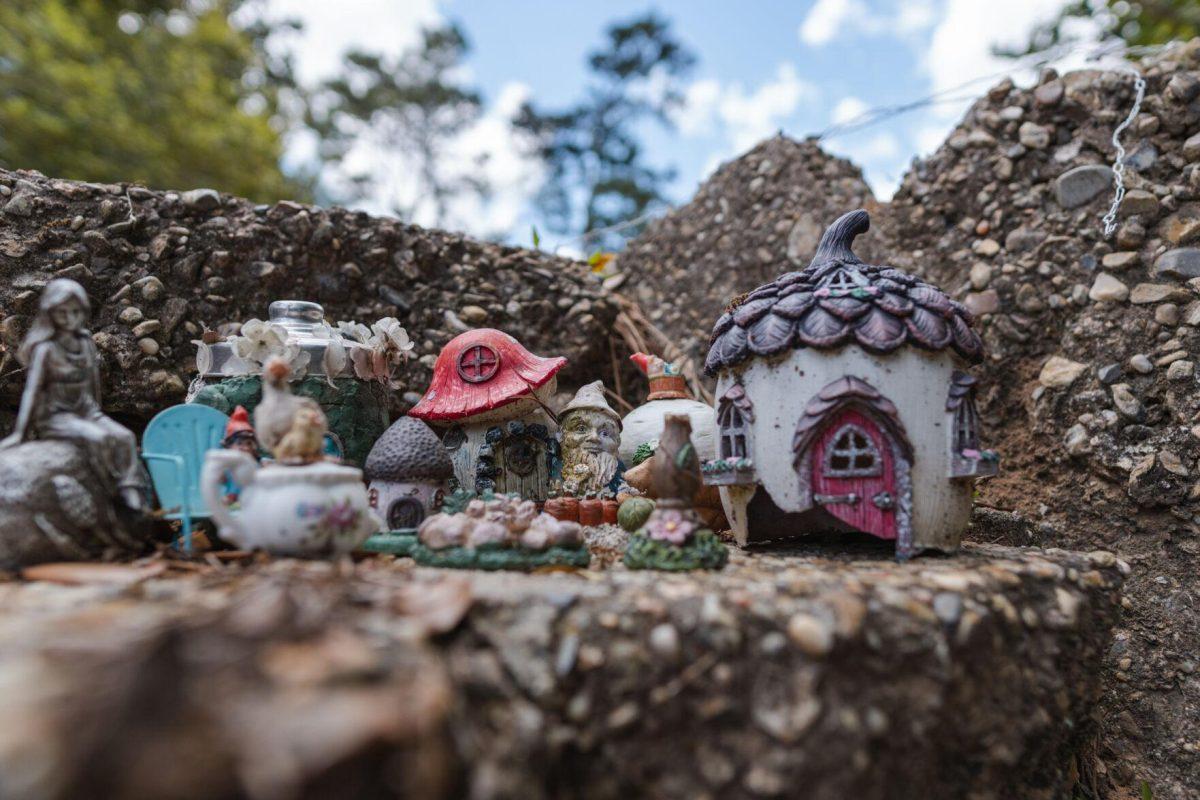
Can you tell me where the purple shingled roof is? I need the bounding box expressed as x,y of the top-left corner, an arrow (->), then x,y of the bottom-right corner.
704,210 -> 984,375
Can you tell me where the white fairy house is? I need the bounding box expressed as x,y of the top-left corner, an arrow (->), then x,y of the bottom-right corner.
363,416 -> 453,530
702,210 -> 997,558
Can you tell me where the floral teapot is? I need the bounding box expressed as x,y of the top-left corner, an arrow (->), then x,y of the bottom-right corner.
201,450 -> 381,555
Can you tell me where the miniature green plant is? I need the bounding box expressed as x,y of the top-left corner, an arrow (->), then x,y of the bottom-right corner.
624,529 -> 727,571
630,440 -> 657,467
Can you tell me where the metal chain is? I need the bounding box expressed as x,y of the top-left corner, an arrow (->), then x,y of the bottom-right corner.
1101,70 -> 1147,238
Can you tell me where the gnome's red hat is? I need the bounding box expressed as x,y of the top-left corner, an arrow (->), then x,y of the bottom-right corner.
223,405 -> 256,444
409,329 -> 566,422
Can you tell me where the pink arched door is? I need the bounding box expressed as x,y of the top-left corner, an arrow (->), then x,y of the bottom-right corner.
810,408 -> 897,540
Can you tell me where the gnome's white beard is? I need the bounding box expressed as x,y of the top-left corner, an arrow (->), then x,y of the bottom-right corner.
563,449 -> 619,494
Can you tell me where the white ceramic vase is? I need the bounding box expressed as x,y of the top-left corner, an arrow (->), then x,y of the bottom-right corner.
619,397 -> 717,464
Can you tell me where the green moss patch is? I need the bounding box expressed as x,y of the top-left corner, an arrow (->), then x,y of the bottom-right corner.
412,542 -> 591,571
623,529 -> 728,571
360,530 -> 419,557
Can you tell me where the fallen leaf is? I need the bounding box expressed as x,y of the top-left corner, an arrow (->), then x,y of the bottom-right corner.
22,560 -> 167,586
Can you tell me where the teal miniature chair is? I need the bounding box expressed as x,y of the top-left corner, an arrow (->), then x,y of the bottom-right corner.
142,404 -> 230,553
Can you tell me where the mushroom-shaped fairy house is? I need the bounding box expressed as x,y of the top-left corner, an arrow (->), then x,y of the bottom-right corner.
702,210 -> 997,558
409,329 -> 566,501
364,416 -> 453,530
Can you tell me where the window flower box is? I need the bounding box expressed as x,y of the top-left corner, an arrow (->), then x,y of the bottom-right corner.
950,448 -> 999,479
702,457 -> 757,486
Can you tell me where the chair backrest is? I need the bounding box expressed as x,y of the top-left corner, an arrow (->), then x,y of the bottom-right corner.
143,404 -> 230,515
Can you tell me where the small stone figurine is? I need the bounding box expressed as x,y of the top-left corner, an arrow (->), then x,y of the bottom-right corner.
558,381 -> 625,497
623,414 -> 727,571
2,279 -> 144,510
0,279 -> 150,567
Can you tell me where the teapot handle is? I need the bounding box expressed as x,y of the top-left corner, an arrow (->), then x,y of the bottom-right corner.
201,449 -> 256,548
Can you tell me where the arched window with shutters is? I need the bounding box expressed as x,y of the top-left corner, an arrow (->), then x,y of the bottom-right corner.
719,399 -> 749,459
705,383 -> 757,486
946,371 -> 997,479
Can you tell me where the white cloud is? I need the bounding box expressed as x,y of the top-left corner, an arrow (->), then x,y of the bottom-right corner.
675,63 -> 818,154
799,0 -> 863,46
800,0 -> 937,47
831,96 -> 869,126
923,0 -> 1108,120
255,0 -> 442,85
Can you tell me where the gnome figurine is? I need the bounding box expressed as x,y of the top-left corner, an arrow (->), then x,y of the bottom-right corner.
220,406 -> 259,504
222,406 -> 259,458
558,381 -> 625,497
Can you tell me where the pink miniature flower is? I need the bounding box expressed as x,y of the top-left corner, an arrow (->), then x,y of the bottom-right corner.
322,499 -> 359,533
646,509 -> 696,545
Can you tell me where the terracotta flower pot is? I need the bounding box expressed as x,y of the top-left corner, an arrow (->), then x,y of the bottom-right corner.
602,499 -> 619,525
545,497 -> 579,523
578,498 -> 604,527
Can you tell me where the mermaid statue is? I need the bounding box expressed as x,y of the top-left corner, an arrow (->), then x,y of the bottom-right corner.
1,279 -> 144,509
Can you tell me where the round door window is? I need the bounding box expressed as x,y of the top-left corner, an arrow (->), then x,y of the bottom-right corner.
387,497 -> 426,530
456,344 -> 500,383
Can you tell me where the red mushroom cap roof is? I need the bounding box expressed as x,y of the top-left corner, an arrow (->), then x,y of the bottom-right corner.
409,328 -> 567,422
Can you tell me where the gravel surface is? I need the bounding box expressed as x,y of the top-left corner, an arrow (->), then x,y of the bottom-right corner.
0,532 -> 1125,800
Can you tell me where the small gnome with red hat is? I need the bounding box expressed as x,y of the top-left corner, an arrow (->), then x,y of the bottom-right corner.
409,329 -> 566,501
221,406 -> 260,503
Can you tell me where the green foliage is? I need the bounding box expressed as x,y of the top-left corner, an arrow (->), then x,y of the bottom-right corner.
624,529 -> 728,571
630,439 -> 658,467
0,0 -> 306,201
514,13 -> 695,249
412,542 -> 591,571
531,225 -> 541,248
1003,0 -> 1200,57
1140,781 -> 1153,800
309,23 -> 486,224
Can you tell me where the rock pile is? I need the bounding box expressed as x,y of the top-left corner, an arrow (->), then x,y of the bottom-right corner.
0,170 -> 618,427
875,43 -> 1200,798
617,136 -> 877,370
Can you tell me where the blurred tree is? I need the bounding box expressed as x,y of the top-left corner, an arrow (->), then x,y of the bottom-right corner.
1005,0 -> 1200,55
309,24 -> 487,226
0,0 -> 307,202
515,13 -> 695,249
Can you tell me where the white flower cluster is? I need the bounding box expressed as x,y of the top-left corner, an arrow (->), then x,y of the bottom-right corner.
198,316 -> 415,386
327,318 -> 415,386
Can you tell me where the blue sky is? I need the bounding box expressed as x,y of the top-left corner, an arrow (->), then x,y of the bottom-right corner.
266,0 -> 1097,249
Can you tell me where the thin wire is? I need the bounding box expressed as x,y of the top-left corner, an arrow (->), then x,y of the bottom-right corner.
1101,69 -> 1147,238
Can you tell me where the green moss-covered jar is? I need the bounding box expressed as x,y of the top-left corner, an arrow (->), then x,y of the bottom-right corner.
193,375 -> 388,466
624,529 -> 728,571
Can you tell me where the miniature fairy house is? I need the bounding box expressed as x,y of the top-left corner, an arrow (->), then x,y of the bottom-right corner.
363,416 -> 453,530
702,210 -> 996,558
409,329 -> 566,501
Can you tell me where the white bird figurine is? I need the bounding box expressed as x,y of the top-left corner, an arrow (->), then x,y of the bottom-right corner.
253,356 -> 323,457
